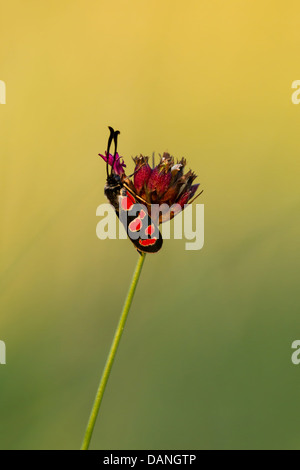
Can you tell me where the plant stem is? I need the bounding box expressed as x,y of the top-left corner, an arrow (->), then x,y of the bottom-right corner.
81,253 -> 146,450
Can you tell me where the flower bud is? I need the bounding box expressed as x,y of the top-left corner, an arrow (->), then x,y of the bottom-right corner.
133,155 -> 152,194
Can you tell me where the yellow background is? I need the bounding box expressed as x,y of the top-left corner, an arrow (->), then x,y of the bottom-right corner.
0,0 -> 300,449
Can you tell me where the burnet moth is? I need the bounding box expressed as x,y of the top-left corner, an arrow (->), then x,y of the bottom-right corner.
104,127 -> 163,254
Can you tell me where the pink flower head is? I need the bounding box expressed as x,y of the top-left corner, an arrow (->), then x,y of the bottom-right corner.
101,130 -> 203,225
99,151 -> 126,176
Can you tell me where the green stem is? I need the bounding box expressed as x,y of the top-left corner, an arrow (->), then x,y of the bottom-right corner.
81,253 -> 146,450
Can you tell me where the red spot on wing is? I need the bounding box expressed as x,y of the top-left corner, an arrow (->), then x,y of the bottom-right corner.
139,238 -> 157,247
139,210 -> 146,220
145,224 -> 155,236
121,193 -> 135,211
129,218 -> 142,232
127,192 -> 136,203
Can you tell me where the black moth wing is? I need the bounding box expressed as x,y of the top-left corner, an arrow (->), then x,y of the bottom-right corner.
118,188 -> 163,253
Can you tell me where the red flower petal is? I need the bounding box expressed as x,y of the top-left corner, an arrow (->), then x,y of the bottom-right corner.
134,161 -> 152,194
147,167 -> 172,196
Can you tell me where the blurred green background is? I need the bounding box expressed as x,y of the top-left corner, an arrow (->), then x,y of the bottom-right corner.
0,0 -> 300,450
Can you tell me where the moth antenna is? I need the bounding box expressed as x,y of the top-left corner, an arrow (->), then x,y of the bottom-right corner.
152,152 -> 155,168
106,126 -> 115,178
112,130 -> 120,175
